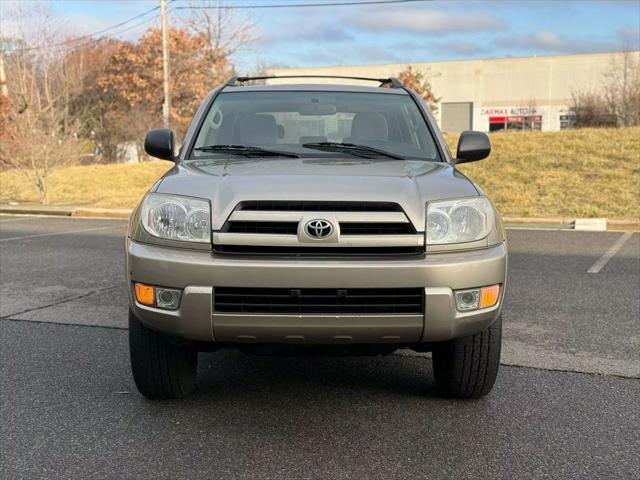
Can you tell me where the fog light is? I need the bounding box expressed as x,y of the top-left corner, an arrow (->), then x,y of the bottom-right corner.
156,287 -> 181,310
480,284 -> 500,309
454,284 -> 501,312
134,283 -> 155,306
455,289 -> 480,311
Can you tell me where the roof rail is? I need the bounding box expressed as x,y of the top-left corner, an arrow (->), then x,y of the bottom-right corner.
224,75 -> 404,89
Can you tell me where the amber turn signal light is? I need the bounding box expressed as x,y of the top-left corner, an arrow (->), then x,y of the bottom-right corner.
479,284 -> 500,309
134,283 -> 155,306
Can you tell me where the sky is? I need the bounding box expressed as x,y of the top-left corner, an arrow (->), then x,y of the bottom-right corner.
2,0 -> 639,72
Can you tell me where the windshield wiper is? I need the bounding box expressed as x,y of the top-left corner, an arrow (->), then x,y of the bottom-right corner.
194,144 -> 300,158
301,142 -> 405,160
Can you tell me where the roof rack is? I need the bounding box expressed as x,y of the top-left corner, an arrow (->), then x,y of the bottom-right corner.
225,75 -> 404,89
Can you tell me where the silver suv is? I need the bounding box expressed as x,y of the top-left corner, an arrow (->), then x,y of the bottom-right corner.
126,76 -> 507,399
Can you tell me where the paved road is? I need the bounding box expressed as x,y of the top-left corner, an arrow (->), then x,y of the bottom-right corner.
1,215 -> 639,479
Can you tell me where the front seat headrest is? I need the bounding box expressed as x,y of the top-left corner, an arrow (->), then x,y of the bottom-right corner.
239,114 -> 278,145
350,112 -> 389,141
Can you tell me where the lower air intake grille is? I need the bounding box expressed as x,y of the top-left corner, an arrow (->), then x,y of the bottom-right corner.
214,287 -> 424,314
212,245 -> 423,256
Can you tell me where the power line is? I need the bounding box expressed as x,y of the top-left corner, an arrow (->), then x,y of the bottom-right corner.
60,5 -> 160,43
3,0 -> 429,53
176,0 -> 430,9
5,14 -> 164,54
3,2 -> 175,53
73,13 -> 165,50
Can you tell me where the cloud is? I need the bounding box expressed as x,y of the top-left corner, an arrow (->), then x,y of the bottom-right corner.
350,7 -> 504,35
277,44 -> 401,67
393,39 -> 486,58
259,18 -> 355,45
501,31 -> 565,50
495,30 -> 620,54
436,40 -> 487,56
348,45 -> 402,64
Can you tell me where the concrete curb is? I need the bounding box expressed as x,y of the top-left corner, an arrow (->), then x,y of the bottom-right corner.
0,205 -> 132,219
1,205 -> 638,230
500,216 -> 638,231
503,216 -> 574,225
0,205 -> 76,216
73,208 -> 132,219
597,219 -> 639,229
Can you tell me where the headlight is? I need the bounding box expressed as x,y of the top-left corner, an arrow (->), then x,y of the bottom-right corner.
426,197 -> 494,245
141,193 -> 211,243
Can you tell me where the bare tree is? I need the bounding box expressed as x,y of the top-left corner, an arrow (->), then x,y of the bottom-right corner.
568,47 -> 640,128
603,46 -> 640,127
0,2 -> 84,204
183,1 -> 257,81
569,89 -> 616,128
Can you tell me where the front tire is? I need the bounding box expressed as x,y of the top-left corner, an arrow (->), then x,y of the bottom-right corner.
432,315 -> 502,399
129,309 -> 198,399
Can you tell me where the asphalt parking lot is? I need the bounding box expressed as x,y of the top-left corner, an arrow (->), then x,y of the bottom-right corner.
1,215 -> 639,479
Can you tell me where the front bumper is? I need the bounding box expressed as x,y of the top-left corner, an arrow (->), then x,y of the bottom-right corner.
127,239 -> 507,344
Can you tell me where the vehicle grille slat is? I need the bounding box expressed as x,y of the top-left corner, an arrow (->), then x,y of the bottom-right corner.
239,201 -> 401,212
226,221 -> 298,235
226,221 -> 415,235
339,222 -> 415,235
229,211 -> 408,223
214,287 -> 424,314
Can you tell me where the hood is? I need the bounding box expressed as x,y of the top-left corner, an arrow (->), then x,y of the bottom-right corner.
155,157 -> 479,230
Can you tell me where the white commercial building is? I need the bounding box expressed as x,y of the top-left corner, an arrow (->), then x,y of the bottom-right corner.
269,51 -> 639,132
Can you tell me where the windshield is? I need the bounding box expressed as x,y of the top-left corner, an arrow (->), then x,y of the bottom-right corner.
191,91 -> 440,161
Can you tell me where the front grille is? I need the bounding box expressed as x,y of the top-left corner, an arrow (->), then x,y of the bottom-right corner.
214,201 -> 423,257
214,287 -> 424,314
238,201 -> 401,212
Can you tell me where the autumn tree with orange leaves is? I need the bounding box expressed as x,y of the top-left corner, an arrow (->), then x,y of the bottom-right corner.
398,65 -> 440,113
0,1 -> 254,206
93,27 -> 232,159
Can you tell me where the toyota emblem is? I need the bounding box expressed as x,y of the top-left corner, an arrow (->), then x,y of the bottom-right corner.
305,219 -> 333,239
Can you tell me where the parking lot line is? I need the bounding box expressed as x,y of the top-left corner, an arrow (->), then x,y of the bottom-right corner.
0,225 -> 126,242
587,231 -> 634,273
0,216 -> 39,223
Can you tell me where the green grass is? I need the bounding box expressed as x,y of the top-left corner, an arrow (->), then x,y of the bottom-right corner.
1,127 -> 638,219
446,127 -> 640,219
0,161 -> 173,209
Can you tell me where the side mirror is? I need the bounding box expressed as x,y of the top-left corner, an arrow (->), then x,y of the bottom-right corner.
455,131 -> 491,164
144,128 -> 175,161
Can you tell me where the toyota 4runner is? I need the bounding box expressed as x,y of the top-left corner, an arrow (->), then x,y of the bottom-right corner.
127,76 -> 507,399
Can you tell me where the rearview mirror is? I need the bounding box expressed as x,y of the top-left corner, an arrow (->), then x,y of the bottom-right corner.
455,131 -> 491,164
298,103 -> 337,116
144,128 -> 175,161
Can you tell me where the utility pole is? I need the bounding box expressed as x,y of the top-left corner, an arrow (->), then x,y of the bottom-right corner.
160,0 -> 171,128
